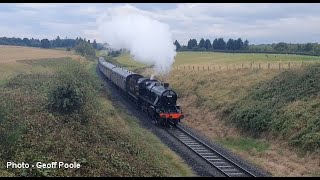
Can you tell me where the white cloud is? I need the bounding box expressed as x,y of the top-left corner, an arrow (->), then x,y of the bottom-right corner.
0,3 -> 320,44
14,3 -> 65,9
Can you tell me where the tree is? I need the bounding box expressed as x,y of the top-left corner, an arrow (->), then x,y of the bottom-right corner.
23,38 -> 30,46
187,39 -> 198,50
212,38 -> 218,49
217,38 -> 226,50
74,40 -> 96,57
236,38 -> 243,50
198,38 -> 205,49
205,39 -> 212,50
226,39 -> 234,50
192,39 -> 198,49
243,39 -> 249,49
55,36 -> 61,47
187,39 -> 192,49
274,42 -> 288,52
40,39 -> 50,48
92,39 -> 97,49
174,40 -> 181,51
30,38 -> 41,47
304,43 -> 313,52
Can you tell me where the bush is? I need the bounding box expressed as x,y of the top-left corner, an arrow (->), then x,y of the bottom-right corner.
48,61 -> 98,122
48,83 -> 85,114
109,50 -> 121,57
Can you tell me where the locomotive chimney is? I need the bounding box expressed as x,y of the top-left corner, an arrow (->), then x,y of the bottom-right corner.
164,83 -> 169,88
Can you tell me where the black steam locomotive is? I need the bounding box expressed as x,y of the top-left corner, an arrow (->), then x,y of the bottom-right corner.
98,57 -> 184,126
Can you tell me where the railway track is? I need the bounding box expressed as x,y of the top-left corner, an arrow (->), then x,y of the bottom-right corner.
167,124 -> 256,177
97,65 -> 262,177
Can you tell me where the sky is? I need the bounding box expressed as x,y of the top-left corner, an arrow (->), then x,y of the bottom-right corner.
1,3 -> 320,45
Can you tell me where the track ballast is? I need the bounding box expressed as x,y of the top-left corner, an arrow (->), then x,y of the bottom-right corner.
167,124 -> 256,177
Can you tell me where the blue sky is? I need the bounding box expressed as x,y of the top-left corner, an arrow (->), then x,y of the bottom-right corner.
1,3 -> 320,45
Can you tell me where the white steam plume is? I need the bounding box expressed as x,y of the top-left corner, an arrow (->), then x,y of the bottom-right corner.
96,9 -> 176,75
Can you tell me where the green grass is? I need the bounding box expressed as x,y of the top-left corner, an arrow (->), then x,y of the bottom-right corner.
53,47 -> 67,51
114,54 -> 149,71
113,103 -> 194,177
0,58 -> 194,177
217,137 -> 270,153
113,51 -> 320,72
172,51 -> 320,65
225,64 -> 320,152
113,51 -> 320,153
111,51 -> 320,176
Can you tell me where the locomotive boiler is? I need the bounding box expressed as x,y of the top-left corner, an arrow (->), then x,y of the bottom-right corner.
98,57 -> 184,126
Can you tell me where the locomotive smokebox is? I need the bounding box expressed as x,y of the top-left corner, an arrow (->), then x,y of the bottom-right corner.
164,83 -> 169,88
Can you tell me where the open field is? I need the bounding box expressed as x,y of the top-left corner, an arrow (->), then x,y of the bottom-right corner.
172,51 -> 320,65
116,51 -> 320,72
0,45 -> 82,63
0,45 -> 85,84
114,51 -> 320,176
0,49 -> 194,176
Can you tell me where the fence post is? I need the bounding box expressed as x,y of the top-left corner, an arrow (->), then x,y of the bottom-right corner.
250,63 -> 252,69
203,66 -> 204,70
198,66 -> 199,71
242,63 -> 243,69
193,66 -> 194,71
288,62 -> 290,69
268,63 -> 270,69
259,63 -> 261,69
208,66 -> 209,71
184,66 -> 185,70
279,63 -> 281,70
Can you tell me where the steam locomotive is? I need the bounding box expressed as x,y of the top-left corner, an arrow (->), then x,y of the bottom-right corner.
98,57 -> 184,126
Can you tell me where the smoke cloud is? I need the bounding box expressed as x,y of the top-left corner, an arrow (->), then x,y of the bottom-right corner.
96,8 -> 176,75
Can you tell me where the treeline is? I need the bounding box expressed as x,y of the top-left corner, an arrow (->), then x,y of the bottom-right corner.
174,38 -> 249,51
248,43 -> 320,56
0,36 -> 104,50
174,38 -> 320,56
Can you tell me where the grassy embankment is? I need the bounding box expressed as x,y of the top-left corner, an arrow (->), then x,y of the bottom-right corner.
0,47 -> 194,177
115,51 -> 320,176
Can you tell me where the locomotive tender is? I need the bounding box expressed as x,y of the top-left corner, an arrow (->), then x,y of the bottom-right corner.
98,57 -> 184,126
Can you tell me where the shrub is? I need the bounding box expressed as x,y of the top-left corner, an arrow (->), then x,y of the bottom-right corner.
48,61 -> 97,122
48,83 -> 85,114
